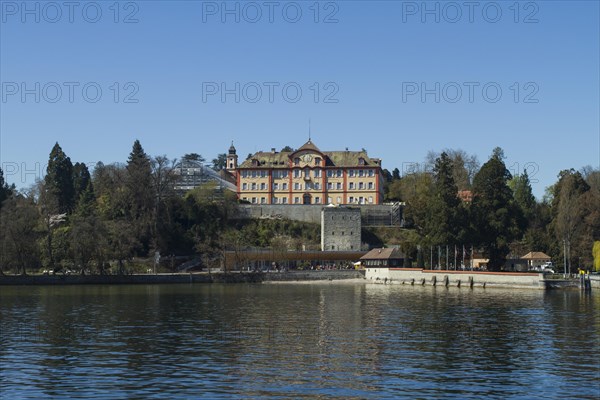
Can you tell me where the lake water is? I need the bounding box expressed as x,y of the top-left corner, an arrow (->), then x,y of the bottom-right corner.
1,283 -> 599,399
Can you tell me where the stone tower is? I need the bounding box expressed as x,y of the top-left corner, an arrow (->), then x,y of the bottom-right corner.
321,206 -> 362,251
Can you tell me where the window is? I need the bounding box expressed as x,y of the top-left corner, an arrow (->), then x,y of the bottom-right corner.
260,170 -> 267,178
304,168 -> 310,178
304,182 -> 311,190
294,197 -> 300,204
260,183 -> 266,190
272,197 -> 278,204
282,198 -> 287,204
314,183 -> 320,190
314,169 -> 320,178
336,182 -> 342,190
341,231 -> 345,235
273,183 -> 279,190
251,171 -> 257,178
242,183 -> 247,190
315,197 -> 320,204
251,183 -> 257,190
328,197 -> 332,204
294,157 -> 300,165
359,157 -> 366,165
242,171 -> 248,178
368,182 -> 373,189
252,197 -> 257,204
350,231 -> 353,235
337,196 -> 341,203
349,196 -> 354,203
327,182 -> 333,189
349,182 -> 355,189
369,196 -> 373,204
331,245 -> 335,250
315,157 -> 321,166
282,183 -> 288,190
282,171 -> 288,178
294,183 -> 300,190
327,170 -> 333,177
368,170 -> 374,177
260,197 -> 266,204
359,197 -> 364,204
359,182 -> 364,190
359,170 -> 364,177
349,170 -> 355,177
337,170 -> 342,177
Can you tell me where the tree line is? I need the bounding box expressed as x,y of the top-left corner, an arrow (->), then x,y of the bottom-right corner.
0,141 -> 319,275
0,141 -> 599,274
382,147 -> 599,271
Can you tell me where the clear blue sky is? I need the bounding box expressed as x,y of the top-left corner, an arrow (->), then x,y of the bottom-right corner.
1,0 -> 599,198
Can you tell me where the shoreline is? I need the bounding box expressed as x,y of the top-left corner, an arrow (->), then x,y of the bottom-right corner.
0,269 -> 587,290
0,270 -> 364,286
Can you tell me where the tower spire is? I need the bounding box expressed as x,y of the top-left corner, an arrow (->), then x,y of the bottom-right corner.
308,118 -> 311,141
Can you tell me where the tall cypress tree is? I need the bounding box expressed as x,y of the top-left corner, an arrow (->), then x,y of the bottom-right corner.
126,140 -> 153,218
125,140 -> 154,254
45,143 -> 74,214
470,148 -> 525,270
425,152 -> 461,247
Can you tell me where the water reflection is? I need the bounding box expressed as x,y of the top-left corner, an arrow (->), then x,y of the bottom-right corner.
1,284 -> 598,399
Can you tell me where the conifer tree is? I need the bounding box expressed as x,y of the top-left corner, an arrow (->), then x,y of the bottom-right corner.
470,148 -> 525,270
425,152 -> 461,247
45,143 -> 74,214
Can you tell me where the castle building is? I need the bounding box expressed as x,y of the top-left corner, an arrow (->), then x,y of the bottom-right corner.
231,139 -> 384,205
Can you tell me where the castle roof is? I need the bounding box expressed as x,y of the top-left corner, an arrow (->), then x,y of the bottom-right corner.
238,140 -> 381,169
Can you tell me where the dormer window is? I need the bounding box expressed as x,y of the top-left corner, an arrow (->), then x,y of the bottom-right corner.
358,157 -> 366,165
252,159 -> 259,166
315,157 -> 321,166
294,157 -> 300,165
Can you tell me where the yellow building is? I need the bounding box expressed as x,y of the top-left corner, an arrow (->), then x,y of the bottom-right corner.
230,139 -> 384,205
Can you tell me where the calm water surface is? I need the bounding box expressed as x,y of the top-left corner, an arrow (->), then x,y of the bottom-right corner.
1,283 -> 599,399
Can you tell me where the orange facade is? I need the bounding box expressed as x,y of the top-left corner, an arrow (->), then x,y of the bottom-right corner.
234,140 -> 384,205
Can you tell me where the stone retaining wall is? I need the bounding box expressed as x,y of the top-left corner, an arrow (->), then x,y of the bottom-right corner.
365,268 -> 545,289
0,270 -> 364,285
234,204 -> 400,226
265,270 -> 364,281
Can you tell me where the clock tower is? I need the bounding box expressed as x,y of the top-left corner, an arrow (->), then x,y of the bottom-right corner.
226,141 -> 238,173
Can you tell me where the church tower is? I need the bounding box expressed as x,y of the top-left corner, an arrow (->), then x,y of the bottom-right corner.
226,141 -> 238,173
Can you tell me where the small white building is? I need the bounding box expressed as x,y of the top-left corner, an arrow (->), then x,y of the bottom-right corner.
521,252 -> 551,269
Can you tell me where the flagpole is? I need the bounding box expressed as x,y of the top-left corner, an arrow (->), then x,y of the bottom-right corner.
446,245 -> 449,270
454,245 -> 457,270
471,244 -> 474,270
430,246 -> 433,270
